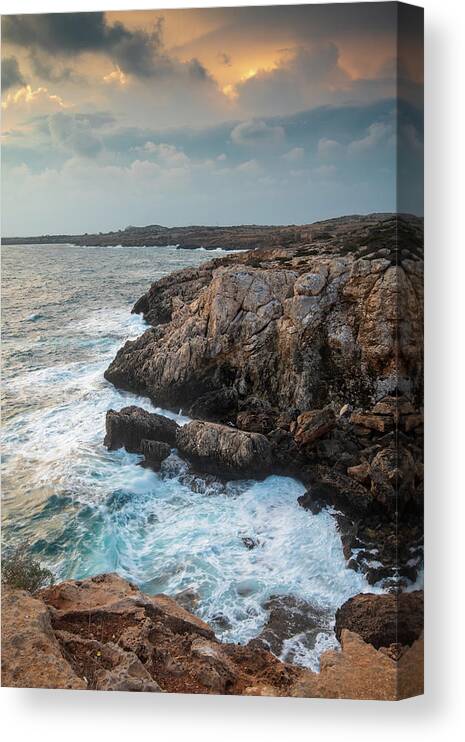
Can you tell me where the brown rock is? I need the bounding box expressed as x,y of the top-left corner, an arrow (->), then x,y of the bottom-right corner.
350,412 -> 393,433
291,629 -> 423,700
104,215 -> 424,415
1,586 -> 86,689
347,461 -> 371,485
236,410 -> 277,434
294,407 -> 336,448
335,591 -> 424,649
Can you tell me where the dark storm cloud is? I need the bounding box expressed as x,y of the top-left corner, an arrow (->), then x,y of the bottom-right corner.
2,12 -> 167,78
1,56 -> 26,92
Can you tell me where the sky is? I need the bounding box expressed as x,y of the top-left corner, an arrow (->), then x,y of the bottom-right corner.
1,3 -> 423,235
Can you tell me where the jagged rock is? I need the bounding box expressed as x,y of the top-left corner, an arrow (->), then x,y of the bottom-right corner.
140,439 -> 171,470
258,595 -> 331,656
293,407 -> 336,448
312,472 -> 372,513
176,420 -> 272,479
350,411 -> 394,433
104,406 -> 178,453
1,586 -> 86,689
347,461 -> 371,485
236,410 -> 277,434
188,387 -> 238,422
267,428 -> 303,471
335,591 -> 424,649
370,445 -> 416,511
291,629 -> 423,700
104,216 -> 424,414
297,490 -> 325,514
2,574 -> 423,699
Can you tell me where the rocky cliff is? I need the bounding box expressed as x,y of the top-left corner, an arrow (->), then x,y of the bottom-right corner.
105,214 -> 423,411
1,573 -> 423,699
103,214 -> 424,590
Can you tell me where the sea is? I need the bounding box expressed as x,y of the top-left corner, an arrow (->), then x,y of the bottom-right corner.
1,242 -> 372,670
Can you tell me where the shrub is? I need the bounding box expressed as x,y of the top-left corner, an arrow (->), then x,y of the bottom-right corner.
1,543 -> 54,593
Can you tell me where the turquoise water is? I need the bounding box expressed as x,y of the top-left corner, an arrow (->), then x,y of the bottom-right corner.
1,243 -> 370,669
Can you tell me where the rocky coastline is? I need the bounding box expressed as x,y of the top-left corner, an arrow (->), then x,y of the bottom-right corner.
2,573 -> 423,699
2,213 -> 423,698
104,213 -> 424,590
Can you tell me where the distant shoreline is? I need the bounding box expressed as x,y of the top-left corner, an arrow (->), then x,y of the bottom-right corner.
1,213 -> 421,251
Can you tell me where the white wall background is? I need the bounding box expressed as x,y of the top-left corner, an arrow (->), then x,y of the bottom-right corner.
1,1 -> 464,740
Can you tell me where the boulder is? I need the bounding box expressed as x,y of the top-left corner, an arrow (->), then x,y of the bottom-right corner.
104,406 -> 178,453
335,591 -> 424,649
293,407 -> 336,448
176,420 -> 272,479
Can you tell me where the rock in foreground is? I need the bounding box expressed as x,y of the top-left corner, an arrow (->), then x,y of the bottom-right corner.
1,574 -> 423,699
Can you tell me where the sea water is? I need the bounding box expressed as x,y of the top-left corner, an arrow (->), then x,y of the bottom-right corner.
1,243 -> 371,670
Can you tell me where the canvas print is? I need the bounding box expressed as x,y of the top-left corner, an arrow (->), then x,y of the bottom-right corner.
1,3 -> 424,700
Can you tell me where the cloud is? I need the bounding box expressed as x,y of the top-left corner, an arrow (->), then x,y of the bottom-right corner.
28,49 -> 78,84
347,121 -> 394,155
2,12 -> 168,79
236,43 -> 348,115
48,111 -> 103,157
1,84 -> 68,112
138,142 -> 190,167
231,119 -> 285,147
1,56 -> 26,92
317,138 -> 342,159
282,147 -> 304,162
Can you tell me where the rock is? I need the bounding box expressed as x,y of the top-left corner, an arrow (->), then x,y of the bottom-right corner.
258,595 -> 331,656
293,407 -> 336,448
104,215 -> 424,415
297,491 -> 325,514
236,410 -> 277,434
1,586 -> 86,689
370,445 -> 416,511
140,439 -> 171,470
176,420 -> 272,479
291,629 -> 423,700
267,428 -> 302,471
2,573 -> 423,699
33,573 -> 306,695
188,387 -> 238,422
312,473 -> 372,513
238,396 -> 274,413
335,591 -> 424,649
104,406 -> 178,453
347,461 -> 371,485
350,411 -> 393,433
241,537 -> 257,550
173,587 -> 200,612
372,395 -> 414,418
